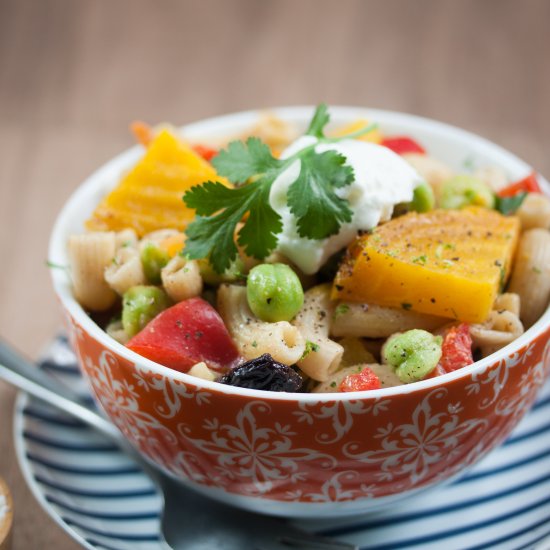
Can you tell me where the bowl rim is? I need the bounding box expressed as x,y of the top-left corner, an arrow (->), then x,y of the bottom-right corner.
49,105 -> 550,402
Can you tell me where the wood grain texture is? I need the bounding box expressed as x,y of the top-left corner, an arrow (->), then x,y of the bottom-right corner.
0,0 -> 549,547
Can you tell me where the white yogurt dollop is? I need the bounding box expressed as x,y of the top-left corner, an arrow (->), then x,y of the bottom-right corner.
269,136 -> 424,274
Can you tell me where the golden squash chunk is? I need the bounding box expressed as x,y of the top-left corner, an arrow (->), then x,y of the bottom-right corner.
86,130 -> 227,236
332,207 -> 520,323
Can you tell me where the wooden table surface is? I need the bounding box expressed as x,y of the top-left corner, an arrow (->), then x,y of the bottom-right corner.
1,0 -> 549,547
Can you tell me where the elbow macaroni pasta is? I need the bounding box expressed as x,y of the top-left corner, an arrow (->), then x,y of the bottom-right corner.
470,299 -> 524,357
515,193 -> 550,230
68,232 -> 117,311
161,256 -> 203,302
105,246 -> 147,295
187,362 -> 216,381
293,284 -> 344,382
508,229 -> 550,328
217,284 -> 306,365
331,302 -> 447,339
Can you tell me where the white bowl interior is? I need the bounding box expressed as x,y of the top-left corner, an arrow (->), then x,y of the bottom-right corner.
49,106 -> 550,400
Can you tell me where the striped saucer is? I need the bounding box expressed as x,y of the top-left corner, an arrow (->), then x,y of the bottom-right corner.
13,336 -> 550,550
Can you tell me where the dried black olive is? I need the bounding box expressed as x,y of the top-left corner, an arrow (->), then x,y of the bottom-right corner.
218,354 -> 303,392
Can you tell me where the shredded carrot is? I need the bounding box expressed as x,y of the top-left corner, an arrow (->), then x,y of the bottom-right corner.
130,121 -> 154,147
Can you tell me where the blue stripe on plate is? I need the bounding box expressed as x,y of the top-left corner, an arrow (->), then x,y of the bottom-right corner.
319,471 -> 550,537
34,476 -> 157,498
532,394 -> 550,411
26,453 -> 141,476
40,360 -> 82,375
517,529 -> 550,550
459,446 -> 550,483
14,335 -> 550,550
23,407 -> 86,428
503,422 -> 550,446
45,496 -> 160,521
357,495 -> 550,550
466,515 -> 550,550
23,431 -> 118,452
63,519 -> 161,542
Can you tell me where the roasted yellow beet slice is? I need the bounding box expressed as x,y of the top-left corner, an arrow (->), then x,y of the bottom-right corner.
332,207 -> 520,323
86,130 -> 228,236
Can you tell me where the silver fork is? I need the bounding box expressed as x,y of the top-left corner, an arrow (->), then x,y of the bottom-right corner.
0,340 -> 358,550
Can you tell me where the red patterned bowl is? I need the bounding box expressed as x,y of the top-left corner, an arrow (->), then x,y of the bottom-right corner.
49,107 -> 550,517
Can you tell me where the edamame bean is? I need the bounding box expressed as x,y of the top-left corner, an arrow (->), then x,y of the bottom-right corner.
122,285 -> 171,337
141,243 -> 170,284
246,263 -> 304,322
198,256 -> 246,285
440,175 -> 495,210
411,182 -> 435,212
382,329 -> 443,383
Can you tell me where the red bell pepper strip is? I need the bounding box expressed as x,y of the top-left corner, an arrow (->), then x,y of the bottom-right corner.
127,297 -> 240,374
497,172 -> 541,198
439,323 -> 473,374
338,367 -> 381,392
381,136 -> 426,155
192,144 -> 218,162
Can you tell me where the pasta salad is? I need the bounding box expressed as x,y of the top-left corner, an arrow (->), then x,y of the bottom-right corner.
64,106 -> 550,393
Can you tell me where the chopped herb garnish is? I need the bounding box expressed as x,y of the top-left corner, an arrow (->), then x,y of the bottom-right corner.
45,260 -> 68,270
182,104 -> 377,273
334,304 -> 350,318
412,255 -> 428,265
301,340 -> 320,359
533,266 -> 542,274
401,302 -> 412,310
499,266 -> 507,291
495,192 -> 528,215
251,340 -> 258,348
330,381 -> 337,388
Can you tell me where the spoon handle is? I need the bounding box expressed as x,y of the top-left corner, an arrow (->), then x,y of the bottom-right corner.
0,338 -> 122,443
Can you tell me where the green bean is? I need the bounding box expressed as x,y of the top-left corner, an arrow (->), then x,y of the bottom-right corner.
141,243 -> 170,284
383,329 -> 443,383
122,285 -> 171,337
440,175 -> 495,210
246,263 -> 304,322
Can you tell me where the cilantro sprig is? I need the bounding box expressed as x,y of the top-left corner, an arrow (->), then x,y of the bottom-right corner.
183,104 -> 377,273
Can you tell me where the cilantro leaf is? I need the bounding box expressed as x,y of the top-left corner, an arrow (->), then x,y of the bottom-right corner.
212,137 -> 280,184
181,104 -> 378,272
183,181 -> 241,215
306,103 -> 330,138
183,180 -> 281,272
237,181 -> 282,259
287,149 -> 354,239
496,192 -> 528,215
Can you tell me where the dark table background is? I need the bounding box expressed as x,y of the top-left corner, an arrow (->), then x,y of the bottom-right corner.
1,0 -> 549,547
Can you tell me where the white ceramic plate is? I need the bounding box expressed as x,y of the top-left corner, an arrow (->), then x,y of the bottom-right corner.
14,336 -> 550,550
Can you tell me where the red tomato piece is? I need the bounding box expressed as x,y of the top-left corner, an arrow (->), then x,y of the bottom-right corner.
439,323 -> 473,373
338,367 -> 381,392
497,172 -> 542,198
381,136 -> 426,155
192,144 -> 218,162
127,298 -> 240,374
